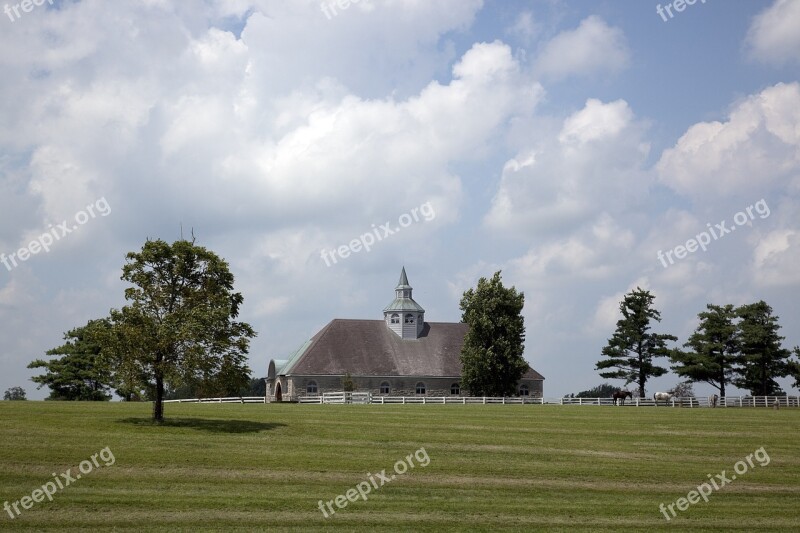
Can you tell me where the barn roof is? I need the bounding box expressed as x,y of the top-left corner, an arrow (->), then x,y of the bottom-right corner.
280,318 -> 544,380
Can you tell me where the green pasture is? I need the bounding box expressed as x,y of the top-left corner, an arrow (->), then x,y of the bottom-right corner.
0,401 -> 798,531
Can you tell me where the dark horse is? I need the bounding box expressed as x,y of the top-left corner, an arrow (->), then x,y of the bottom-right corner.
612,390 -> 633,406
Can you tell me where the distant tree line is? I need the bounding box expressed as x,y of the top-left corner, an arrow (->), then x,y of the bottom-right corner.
595,288 -> 800,397
3,387 -> 27,400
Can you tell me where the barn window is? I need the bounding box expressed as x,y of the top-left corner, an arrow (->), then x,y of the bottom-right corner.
519,384 -> 529,396
307,381 -> 318,394
390,313 -> 400,324
405,314 -> 415,324
415,382 -> 426,395
380,381 -> 390,395
450,383 -> 460,395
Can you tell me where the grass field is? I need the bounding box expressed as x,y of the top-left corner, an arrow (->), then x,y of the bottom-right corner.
1,401 -> 798,532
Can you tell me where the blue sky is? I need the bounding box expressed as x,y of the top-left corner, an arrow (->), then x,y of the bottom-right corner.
1,0 -> 799,399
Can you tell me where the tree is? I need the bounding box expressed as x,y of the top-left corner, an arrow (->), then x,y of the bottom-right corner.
790,347 -> 800,391
341,372 -> 355,392
459,271 -> 527,397
100,239 -> 256,421
3,387 -> 26,400
670,304 -> 739,397
667,381 -> 695,398
596,288 -> 677,398
734,301 -> 792,396
28,319 -> 114,401
247,377 -> 266,397
164,374 -> 261,400
573,383 -> 618,398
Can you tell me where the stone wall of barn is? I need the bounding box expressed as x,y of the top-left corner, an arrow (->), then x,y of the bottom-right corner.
278,375 -> 543,400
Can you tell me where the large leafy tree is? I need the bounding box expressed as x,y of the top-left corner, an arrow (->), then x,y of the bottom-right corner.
734,301 -> 792,396
459,271 -> 527,397
101,239 -> 256,421
596,288 -> 677,398
670,304 -> 740,397
28,319 -> 114,401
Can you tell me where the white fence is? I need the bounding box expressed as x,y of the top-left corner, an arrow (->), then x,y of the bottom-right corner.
161,394 -> 800,407
297,394 -> 800,407
163,396 -> 266,404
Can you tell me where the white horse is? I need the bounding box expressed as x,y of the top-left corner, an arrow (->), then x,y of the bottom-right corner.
653,392 -> 673,406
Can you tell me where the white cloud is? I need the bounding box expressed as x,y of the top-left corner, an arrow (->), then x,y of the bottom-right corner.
752,229 -> 800,286
535,16 -> 630,80
745,0 -> 800,66
507,11 -> 540,43
508,213 -> 636,286
656,82 -> 800,199
485,98 -> 650,236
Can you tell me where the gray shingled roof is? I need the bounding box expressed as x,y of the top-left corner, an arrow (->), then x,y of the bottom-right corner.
282,319 -> 544,380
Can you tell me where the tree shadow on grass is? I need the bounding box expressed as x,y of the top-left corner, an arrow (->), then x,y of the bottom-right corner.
118,417 -> 286,434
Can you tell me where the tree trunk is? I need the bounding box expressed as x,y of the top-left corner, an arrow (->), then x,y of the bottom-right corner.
153,371 -> 164,422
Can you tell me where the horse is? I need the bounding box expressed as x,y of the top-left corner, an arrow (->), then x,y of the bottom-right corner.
612,390 -> 632,406
710,394 -> 719,408
653,392 -> 673,406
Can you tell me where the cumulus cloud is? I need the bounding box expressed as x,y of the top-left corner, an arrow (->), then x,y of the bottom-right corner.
485,98 -> 649,236
535,16 -> 630,80
656,82 -> 800,199
752,229 -> 800,286
745,0 -> 800,66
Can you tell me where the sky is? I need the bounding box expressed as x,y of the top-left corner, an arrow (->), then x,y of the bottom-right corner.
1,0 -> 799,400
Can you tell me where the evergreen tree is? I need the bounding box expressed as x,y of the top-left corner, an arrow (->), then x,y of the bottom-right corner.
671,304 -> 739,397
734,301 -> 792,395
459,271 -> 527,397
596,287 -> 677,397
28,319 -> 113,401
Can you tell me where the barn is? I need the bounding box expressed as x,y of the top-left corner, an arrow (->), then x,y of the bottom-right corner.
266,268 -> 544,401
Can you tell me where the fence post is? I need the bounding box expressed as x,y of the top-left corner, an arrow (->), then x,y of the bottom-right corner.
483,396 -> 486,405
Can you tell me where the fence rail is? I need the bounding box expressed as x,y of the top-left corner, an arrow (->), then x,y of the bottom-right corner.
163,396 -> 266,404
162,394 -> 800,407
297,393 -> 800,407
